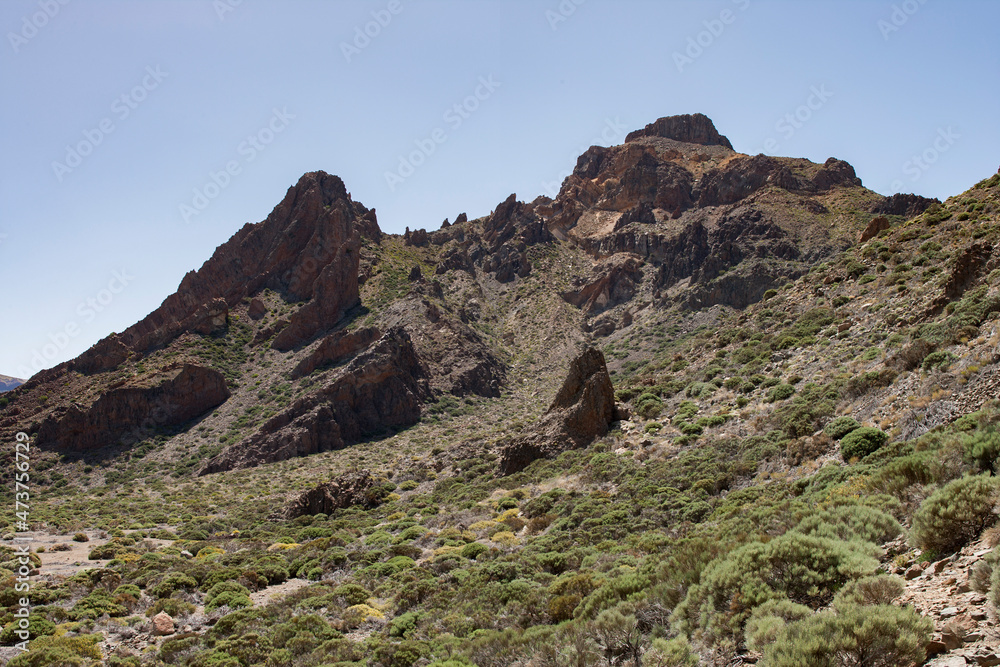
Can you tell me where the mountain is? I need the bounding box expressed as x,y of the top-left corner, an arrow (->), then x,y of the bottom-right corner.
0,375 -> 23,393
2,115 -> 999,666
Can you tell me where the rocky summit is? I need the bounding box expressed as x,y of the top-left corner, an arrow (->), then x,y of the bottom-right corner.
3,114 -> 1000,667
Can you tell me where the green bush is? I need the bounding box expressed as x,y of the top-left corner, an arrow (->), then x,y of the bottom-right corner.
763,604 -> 932,667
910,474 -> 1000,554
7,635 -> 102,667
635,393 -> 663,419
840,427 -> 888,461
71,589 -> 128,619
744,598 -> 812,653
334,583 -> 371,606
794,505 -> 902,545
833,574 -> 905,608
205,582 -> 252,611
150,572 -> 199,598
461,542 -> 489,560
922,350 -> 956,371
766,384 -> 795,403
824,416 -> 861,440
963,428 -> 1000,474
672,531 -> 879,641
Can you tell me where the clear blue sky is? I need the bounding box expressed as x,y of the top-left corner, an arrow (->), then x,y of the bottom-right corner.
2,0 -> 998,379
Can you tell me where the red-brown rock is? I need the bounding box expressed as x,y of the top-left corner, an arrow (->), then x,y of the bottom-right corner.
859,216 -> 892,243
36,364 -> 230,450
283,471 -> 379,518
289,327 -> 380,380
498,347 -> 617,475
199,327 -> 429,474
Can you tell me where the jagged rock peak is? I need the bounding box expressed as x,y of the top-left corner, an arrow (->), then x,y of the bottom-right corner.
625,113 -> 734,150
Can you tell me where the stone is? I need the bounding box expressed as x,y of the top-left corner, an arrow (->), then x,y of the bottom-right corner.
859,216 -> 892,243
151,612 -> 175,636
871,192 -> 940,217
248,297 -> 267,320
284,471 -> 378,518
562,254 -> 644,314
289,327 -> 380,381
120,170 -> 377,356
939,606 -> 960,618
625,113 -> 734,149
905,564 -> 924,580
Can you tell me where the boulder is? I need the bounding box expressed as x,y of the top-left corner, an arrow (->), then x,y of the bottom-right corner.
151,612 -> 175,636
248,297 -> 267,320
859,216 -> 891,243
284,471 -> 378,518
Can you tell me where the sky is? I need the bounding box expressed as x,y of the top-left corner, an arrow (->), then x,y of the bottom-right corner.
2,0 -> 999,380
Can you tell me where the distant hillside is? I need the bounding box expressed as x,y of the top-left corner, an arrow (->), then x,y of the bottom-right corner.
0,374 -> 24,393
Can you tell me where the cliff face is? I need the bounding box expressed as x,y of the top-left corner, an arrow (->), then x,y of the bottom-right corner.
82,170 -> 379,370
36,365 -> 229,451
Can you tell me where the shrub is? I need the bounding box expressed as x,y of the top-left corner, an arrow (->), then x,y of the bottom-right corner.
795,505 -> 902,545
840,427 -> 888,461
685,382 -> 716,399
824,416 -> 861,441
922,350 -> 956,371
635,393 -> 663,419
334,583 -> 371,606
963,428 -> 1000,475
150,572 -> 198,598
644,637 -> 699,666
71,589 -> 128,619
671,532 -> 879,641
833,574 -> 905,608
146,598 -> 194,618
461,542 -> 489,560
205,582 -> 252,611
911,474 -> 1000,555
991,557 -> 1000,611
766,384 -> 795,403
744,598 -> 812,653
763,604 -> 932,667
72,533 -> 89,543
7,635 -> 102,667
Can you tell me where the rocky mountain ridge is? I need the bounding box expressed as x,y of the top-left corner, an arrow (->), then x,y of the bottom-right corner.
3,114 -> 999,667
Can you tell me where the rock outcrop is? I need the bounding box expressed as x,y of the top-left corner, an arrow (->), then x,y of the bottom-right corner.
289,327 -> 381,380
199,327 -> 430,474
103,171 -> 377,361
859,216 -> 892,243
283,471 -> 379,518
871,192 -> 940,218
382,296 -> 507,397
36,365 -> 230,451
498,347 -> 619,475
625,113 -> 734,149
472,194 -> 551,282
562,254 -> 644,314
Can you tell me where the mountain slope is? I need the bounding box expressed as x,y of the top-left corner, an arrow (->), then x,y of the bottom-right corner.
0,375 -> 23,393
2,116 -> 999,667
